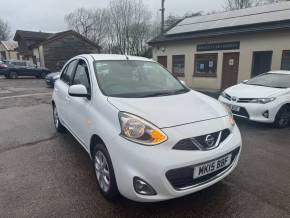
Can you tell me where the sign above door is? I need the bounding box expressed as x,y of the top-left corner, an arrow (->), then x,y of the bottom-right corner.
197,42 -> 240,52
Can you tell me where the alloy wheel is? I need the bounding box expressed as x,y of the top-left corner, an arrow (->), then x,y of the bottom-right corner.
94,151 -> 111,193
278,108 -> 290,128
53,107 -> 59,128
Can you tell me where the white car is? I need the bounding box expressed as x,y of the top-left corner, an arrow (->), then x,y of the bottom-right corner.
52,54 -> 242,202
219,71 -> 290,128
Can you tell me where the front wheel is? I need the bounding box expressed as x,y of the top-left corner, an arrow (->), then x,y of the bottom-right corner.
52,104 -> 65,133
93,144 -> 119,201
9,71 -> 18,79
274,106 -> 290,129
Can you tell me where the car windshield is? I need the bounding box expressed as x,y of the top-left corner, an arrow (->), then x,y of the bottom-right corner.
94,60 -> 189,98
246,73 -> 290,88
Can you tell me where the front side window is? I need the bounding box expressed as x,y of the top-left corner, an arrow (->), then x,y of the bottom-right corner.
246,73 -> 290,88
194,54 -> 217,77
61,60 -> 78,84
94,60 -> 189,98
172,55 -> 185,77
72,60 -> 90,91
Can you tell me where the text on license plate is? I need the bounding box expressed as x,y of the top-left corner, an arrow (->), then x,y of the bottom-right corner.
193,154 -> 232,179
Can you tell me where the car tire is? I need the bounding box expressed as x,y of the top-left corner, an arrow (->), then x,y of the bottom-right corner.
9,71 -> 18,79
93,143 -> 119,201
52,104 -> 66,133
40,72 -> 46,79
274,105 -> 290,129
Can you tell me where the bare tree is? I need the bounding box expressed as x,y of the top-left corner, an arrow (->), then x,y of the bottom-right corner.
224,0 -> 255,10
107,0 -> 152,55
224,0 -> 289,10
0,18 -> 11,41
65,8 -> 94,38
65,8 -> 109,48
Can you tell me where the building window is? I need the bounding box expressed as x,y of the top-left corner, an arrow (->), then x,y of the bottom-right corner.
194,53 -> 217,77
172,55 -> 185,77
251,51 -> 272,77
281,50 -> 290,71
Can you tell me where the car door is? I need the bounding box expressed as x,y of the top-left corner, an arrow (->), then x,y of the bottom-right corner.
66,59 -> 92,146
16,62 -> 28,76
54,60 -> 78,126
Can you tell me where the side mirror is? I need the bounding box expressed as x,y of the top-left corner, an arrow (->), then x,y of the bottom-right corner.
68,84 -> 90,98
180,80 -> 186,86
242,80 -> 248,84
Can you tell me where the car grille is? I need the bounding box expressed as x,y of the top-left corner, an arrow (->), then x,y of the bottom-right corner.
166,147 -> 240,190
173,129 -> 231,151
224,93 -> 254,103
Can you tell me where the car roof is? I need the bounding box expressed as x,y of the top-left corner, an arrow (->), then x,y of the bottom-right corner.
78,54 -> 154,62
267,70 -> 290,75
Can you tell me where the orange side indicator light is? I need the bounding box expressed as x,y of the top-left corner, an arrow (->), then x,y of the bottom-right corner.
150,130 -> 167,144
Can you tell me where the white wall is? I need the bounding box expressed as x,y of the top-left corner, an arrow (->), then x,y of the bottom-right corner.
153,30 -> 290,91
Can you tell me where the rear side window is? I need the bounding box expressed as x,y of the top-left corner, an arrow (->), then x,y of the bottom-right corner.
61,60 -> 77,85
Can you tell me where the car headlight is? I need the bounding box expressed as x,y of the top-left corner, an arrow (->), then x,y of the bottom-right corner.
221,103 -> 235,128
119,112 -> 167,145
250,98 -> 276,104
221,91 -> 227,99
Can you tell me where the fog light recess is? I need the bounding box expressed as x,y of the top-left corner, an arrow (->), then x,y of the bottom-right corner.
133,177 -> 157,196
263,110 -> 269,118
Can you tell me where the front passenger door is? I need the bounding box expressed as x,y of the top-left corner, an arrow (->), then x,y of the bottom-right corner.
67,59 -> 92,146
55,60 -> 78,126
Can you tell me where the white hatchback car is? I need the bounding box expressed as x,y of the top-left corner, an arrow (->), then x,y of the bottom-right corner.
52,54 -> 242,202
219,71 -> 290,128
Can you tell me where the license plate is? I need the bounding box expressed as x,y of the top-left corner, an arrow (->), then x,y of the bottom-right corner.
193,154 -> 232,179
231,105 -> 240,112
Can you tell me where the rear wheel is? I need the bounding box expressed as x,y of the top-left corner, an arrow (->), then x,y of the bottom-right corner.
52,104 -> 65,133
9,71 -> 18,79
274,106 -> 290,129
40,72 -> 46,79
93,144 -> 119,201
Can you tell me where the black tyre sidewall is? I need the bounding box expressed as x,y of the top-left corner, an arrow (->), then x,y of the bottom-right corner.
40,72 -> 46,79
9,71 -> 17,79
274,106 -> 290,129
93,144 -> 119,201
53,105 -> 65,133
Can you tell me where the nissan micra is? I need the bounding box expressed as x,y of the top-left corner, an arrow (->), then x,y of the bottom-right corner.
52,54 -> 242,202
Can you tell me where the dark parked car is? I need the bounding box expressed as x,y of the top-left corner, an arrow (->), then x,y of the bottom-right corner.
45,72 -> 60,87
0,60 -> 50,79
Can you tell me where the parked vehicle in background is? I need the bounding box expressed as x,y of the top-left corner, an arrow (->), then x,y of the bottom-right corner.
219,71 -> 290,128
0,60 -> 50,79
45,72 -> 60,88
52,54 -> 242,202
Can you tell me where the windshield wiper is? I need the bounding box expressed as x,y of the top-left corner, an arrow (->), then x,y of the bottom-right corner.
141,92 -> 173,97
141,89 -> 188,98
272,86 -> 288,89
248,84 -> 268,87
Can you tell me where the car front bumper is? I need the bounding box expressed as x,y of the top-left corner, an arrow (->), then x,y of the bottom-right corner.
218,96 -> 279,123
108,117 -> 242,202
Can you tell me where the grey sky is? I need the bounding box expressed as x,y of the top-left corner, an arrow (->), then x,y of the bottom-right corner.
1,0 -> 224,35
